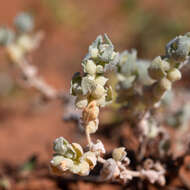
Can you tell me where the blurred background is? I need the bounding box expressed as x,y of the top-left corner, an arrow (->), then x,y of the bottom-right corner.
0,0 -> 190,189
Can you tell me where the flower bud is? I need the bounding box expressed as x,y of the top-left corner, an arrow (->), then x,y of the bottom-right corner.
82,151 -> 97,169
50,156 -> 74,174
59,158 -> 74,171
89,47 -> 99,59
91,84 -> 105,99
96,65 -> 104,73
53,137 -> 68,154
159,78 -> 172,91
81,76 -> 96,95
112,147 -> 126,161
167,68 -> 181,82
166,35 -> 190,62
95,76 -> 108,86
90,140 -> 106,154
153,78 -> 172,101
78,160 -> 90,176
85,60 -> 96,75
50,155 -> 65,167
148,56 -> 170,80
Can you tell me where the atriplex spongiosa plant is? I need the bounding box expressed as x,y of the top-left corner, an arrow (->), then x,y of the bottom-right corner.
1,13 -> 189,185
50,33 -> 190,185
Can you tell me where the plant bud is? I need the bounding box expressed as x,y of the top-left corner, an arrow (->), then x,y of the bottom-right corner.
50,156 -> 74,174
153,78 -> 172,101
90,139 -> 106,154
148,56 -> 170,80
53,137 -> 68,154
90,47 -> 99,59
159,78 -> 172,91
92,84 -> 105,99
82,151 -> 97,169
59,158 -> 74,171
167,68 -> 181,82
96,65 -> 104,73
50,155 -> 65,167
85,60 -> 96,75
95,76 -> 108,86
78,160 -> 90,176
166,35 -> 190,62
112,147 -> 126,161
81,76 -> 96,95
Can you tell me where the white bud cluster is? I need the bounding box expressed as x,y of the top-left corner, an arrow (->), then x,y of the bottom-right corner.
50,137 -> 98,176
166,33 -> 190,62
70,34 -> 118,137
148,55 -> 182,104
70,34 -> 118,110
